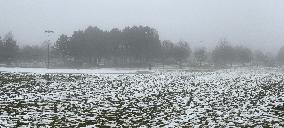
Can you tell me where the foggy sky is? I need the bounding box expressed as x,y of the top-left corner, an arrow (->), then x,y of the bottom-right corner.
1,0 -> 284,53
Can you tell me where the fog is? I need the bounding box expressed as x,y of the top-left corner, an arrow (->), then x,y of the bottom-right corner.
1,0 -> 284,53
1,1 -> 284,127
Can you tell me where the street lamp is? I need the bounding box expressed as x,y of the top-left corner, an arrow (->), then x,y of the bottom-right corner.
44,30 -> 54,69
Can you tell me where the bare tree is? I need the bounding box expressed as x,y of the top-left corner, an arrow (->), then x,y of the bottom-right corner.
194,47 -> 207,66
173,40 -> 191,68
0,32 -> 19,65
234,46 -> 252,66
212,39 -> 234,67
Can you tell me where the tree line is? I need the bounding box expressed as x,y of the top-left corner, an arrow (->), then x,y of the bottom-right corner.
1,26 -> 284,68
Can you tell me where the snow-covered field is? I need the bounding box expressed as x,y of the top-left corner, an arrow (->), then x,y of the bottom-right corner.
0,67 -> 149,74
0,68 -> 283,127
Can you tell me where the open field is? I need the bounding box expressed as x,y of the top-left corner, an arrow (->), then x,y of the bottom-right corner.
0,68 -> 283,127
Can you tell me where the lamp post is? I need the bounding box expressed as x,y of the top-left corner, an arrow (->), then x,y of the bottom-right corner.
44,30 -> 54,69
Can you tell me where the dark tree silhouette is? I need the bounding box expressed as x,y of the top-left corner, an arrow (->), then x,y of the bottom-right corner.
0,32 -> 19,64
173,40 -> 191,67
53,26 -> 162,67
212,39 -> 235,66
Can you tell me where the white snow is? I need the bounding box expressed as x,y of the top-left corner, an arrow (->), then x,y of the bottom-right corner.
0,67 -> 283,127
0,67 -> 150,74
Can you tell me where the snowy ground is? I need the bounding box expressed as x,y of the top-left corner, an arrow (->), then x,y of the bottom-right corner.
0,67 -> 151,74
0,68 -> 283,127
